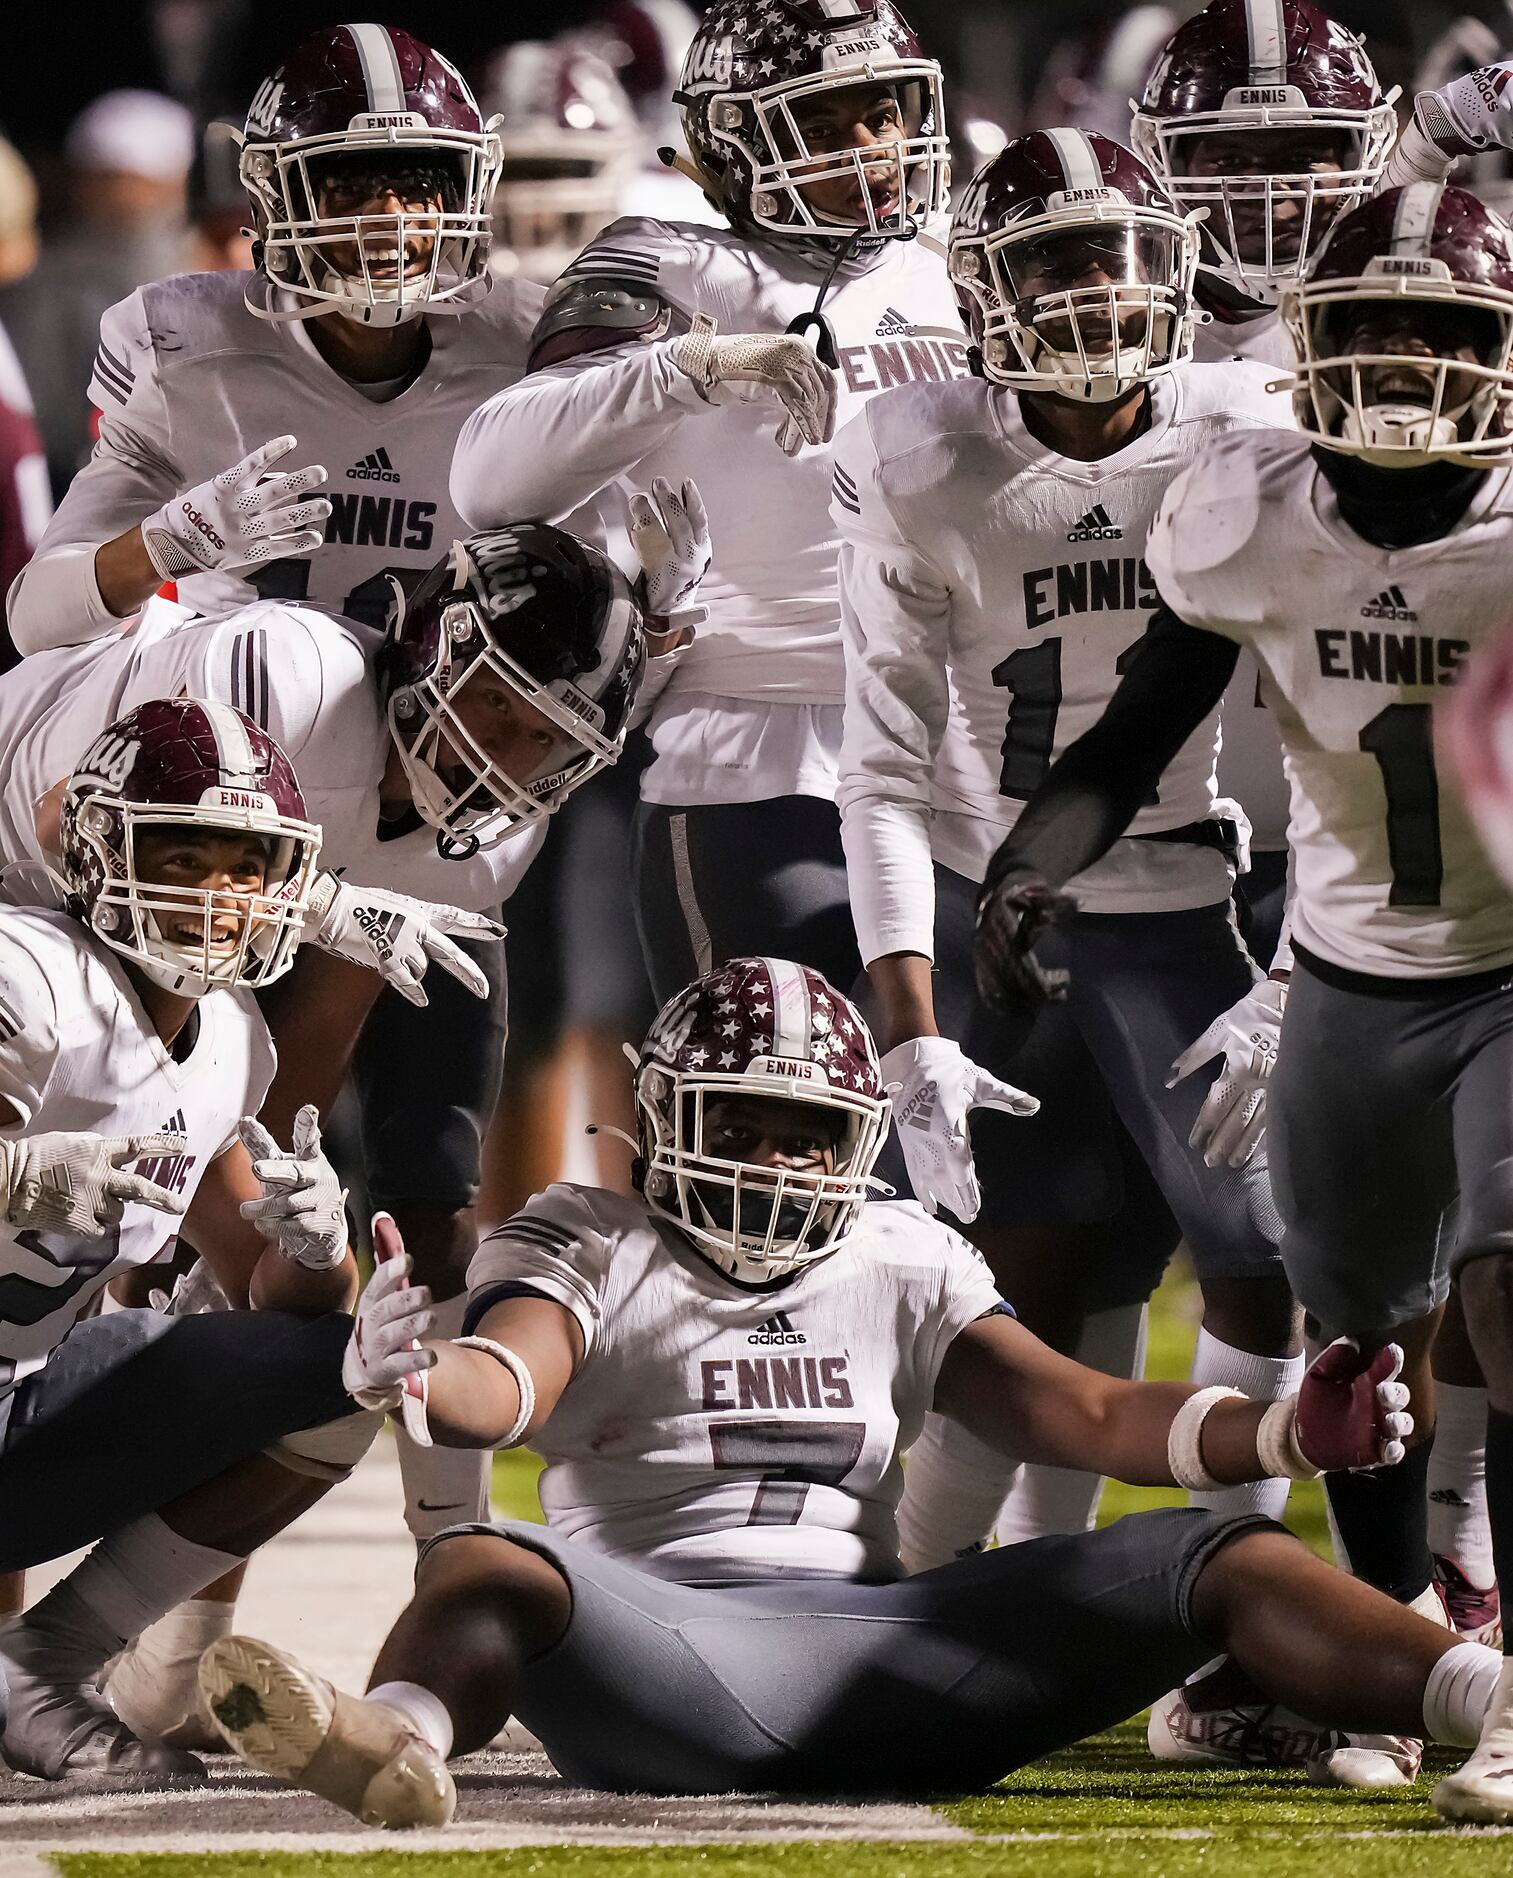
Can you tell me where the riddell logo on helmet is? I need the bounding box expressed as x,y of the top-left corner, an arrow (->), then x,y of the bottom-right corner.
180,502 -> 225,551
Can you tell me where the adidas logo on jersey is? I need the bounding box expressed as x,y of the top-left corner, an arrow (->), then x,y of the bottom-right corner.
748,1311 -> 806,1346
348,447 -> 400,483
1361,585 -> 1417,622
1067,505 -> 1122,542
875,306 -> 914,338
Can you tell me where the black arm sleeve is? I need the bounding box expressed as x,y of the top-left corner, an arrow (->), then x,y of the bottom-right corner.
985,605 -> 1241,893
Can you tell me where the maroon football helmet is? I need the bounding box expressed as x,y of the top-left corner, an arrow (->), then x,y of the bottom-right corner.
381,526 -> 646,856
481,41 -> 640,284
1131,0 -> 1396,313
59,699 -> 321,997
674,0 -> 949,247
951,129 -> 1201,401
239,23 -> 503,327
1284,182 -> 1513,466
635,956 -> 889,1282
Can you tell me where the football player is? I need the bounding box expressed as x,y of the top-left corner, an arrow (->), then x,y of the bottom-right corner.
0,699 -> 378,1782
195,956 -> 1503,1828
1137,0 -> 1513,1652
0,517 -> 673,1661
833,128 -> 1298,1571
6,23 -> 536,651
0,21 -> 548,1579
971,182 -> 1513,1819
450,0 -> 965,1005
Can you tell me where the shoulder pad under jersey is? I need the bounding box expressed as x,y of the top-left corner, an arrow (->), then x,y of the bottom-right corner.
529,276 -> 682,370
1148,428 -> 1307,628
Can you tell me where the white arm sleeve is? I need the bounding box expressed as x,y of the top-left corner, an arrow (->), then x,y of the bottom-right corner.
8,290 -> 178,656
832,414 -> 954,965
451,339 -> 708,529
0,941 -> 60,1131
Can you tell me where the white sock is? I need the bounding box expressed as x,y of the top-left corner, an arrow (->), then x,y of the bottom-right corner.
397,1291 -> 492,1545
1186,1329 -> 1303,1523
995,1304 -> 1147,1544
24,1516 -> 241,1670
1422,1640 -> 1504,1747
367,1679 -> 454,1759
897,1412 -> 1019,1573
1427,1383 -> 1495,1585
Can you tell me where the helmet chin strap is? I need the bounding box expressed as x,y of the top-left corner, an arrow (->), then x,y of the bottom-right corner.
1343,401 -> 1461,454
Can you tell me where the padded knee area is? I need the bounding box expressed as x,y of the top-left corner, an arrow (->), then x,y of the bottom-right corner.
268,1408 -> 383,1482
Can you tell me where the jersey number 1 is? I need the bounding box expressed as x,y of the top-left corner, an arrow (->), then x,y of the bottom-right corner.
992,629 -> 1162,803
1358,702 -> 1443,908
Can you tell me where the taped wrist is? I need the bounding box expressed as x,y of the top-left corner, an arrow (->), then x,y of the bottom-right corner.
453,1335 -> 535,1447
1167,1386 -> 1245,1490
1256,1396 -> 1322,1480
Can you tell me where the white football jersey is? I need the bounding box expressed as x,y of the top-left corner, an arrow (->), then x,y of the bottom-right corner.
11,270 -> 541,643
0,599 -> 541,915
466,1184 -> 1003,1586
0,906 -> 272,1428
1191,308 -> 1296,372
833,361 -> 1290,960
1148,427 -> 1513,977
453,216 -> 971,714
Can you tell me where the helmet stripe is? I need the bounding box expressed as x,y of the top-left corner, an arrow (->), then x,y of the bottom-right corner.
1044,127 -> 1104,194
1391,181 -> 1445,256
345,23 -> 408,115
197,698 -> 258,781
1244,0 -> 1287,83
762,958 -> 813,1062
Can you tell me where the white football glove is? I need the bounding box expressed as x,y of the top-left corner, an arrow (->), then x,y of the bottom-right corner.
304,872 -> 504,1009
628,475 -> 711,626
671,314 -> 837,457
1167,978 -> 1287,1170
880,1036 -> 1039,1225
139,434 -> 331,581
1389,64 -> 1513,185
0,1130 -> 187,1238
236,1104 -> 348,1271
342,1216 -> 435,1424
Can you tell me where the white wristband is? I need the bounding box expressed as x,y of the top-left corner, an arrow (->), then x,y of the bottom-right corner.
453,1335 -> 536,1448
1256,1396 -> 1322,1481
1167,1386 -> 1245,1490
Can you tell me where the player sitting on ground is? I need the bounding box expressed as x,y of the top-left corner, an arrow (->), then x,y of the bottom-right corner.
972,182 -> 1513,1820
0,700 -> 382,1784
197,956 -> 1497,1828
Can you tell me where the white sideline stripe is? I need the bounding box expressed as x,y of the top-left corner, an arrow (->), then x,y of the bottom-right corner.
0,1857 -> 58,1876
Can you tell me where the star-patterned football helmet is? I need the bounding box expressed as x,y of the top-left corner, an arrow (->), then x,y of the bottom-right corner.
634,956 -> 890,1283
674,0 -> 949,246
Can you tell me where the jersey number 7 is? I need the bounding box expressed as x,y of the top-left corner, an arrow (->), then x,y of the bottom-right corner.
709,1419 -> 866,1526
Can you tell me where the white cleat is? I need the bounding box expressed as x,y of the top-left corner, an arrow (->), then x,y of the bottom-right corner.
0,1615 -> 205,1783
198,1635 -> 454,1829
1148,1657 -> 1325,1769
1306,1732 -> 1423,1789
103,1600 -> 233,1753
1434,1657 -> 1513,1824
